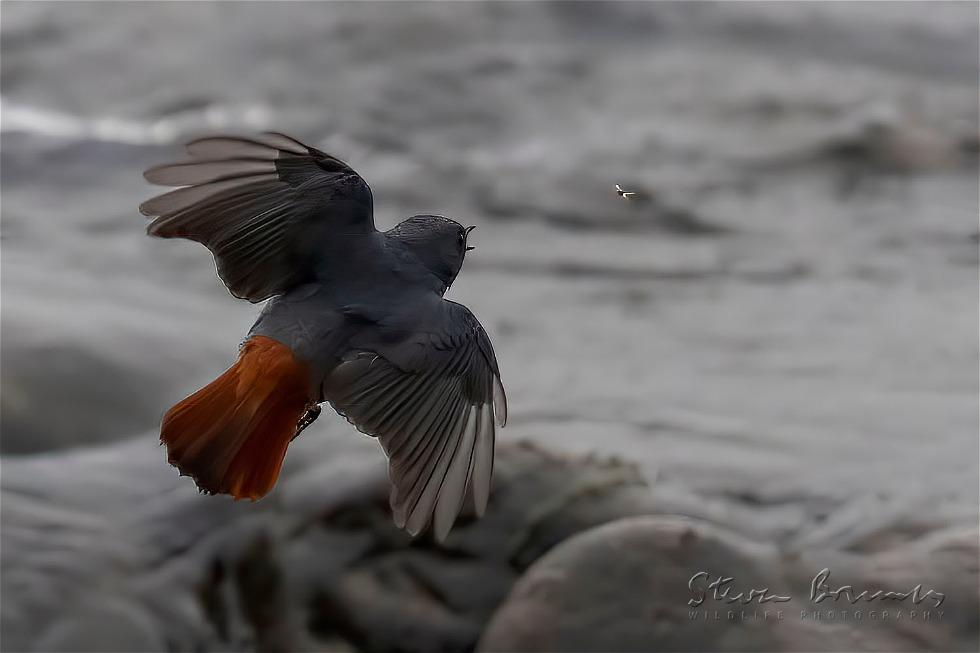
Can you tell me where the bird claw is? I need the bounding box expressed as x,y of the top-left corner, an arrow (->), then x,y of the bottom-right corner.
294,404 -> 321,440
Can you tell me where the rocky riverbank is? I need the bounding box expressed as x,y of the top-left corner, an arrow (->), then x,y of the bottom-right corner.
3,435 -> 975,652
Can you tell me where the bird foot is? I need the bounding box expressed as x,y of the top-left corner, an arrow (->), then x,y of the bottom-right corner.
294,404 -> 321,440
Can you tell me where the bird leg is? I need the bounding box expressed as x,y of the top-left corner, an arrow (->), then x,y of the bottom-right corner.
293,404 -> 321,440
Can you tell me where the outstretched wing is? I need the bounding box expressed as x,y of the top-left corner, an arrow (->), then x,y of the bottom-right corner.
141,132 -> 375,302
323,301 -> 507,542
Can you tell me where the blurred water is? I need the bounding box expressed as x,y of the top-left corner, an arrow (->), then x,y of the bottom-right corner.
2,1 -> 977,547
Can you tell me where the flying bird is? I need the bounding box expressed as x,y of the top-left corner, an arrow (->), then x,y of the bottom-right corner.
140,132 -> 506,541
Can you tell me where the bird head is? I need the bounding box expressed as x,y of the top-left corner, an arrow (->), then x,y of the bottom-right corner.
387,215 -> 476,293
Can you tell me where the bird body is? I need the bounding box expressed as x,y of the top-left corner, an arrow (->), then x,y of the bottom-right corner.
141,133 -> 505,541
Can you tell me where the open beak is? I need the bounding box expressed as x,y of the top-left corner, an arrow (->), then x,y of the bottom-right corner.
465,225 -> 476,251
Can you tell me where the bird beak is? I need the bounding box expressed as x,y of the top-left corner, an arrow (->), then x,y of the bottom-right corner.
465,225 -> 476,251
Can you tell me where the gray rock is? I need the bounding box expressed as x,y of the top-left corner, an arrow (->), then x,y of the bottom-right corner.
479,516 -> 789,652
0,434 -> 655,652
479,516 -> 978,652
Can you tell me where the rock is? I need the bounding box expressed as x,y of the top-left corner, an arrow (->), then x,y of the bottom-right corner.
479,516 -> 788,652
0,343 -> 172,453
822,117 -> 970,173
479,516 -> 978,652
0,434 -> 655,652
32,598 -> 167,652
3,433 -> 976,653
5,434 -> 976,653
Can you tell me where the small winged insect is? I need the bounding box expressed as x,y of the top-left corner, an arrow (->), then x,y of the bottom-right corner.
615,184 -> 637,199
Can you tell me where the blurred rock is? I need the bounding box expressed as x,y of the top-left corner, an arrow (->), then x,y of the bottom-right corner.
747,105 -> 980,179
5,433 -> 974,653
0,343 -> 171,453
822,110 -> 974,173
0,435 -> 654,652
479,516 -> 780,652
479,516 -> 978,652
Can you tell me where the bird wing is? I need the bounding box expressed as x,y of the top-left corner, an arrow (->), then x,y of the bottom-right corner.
141,132 -> 375,302
323,300 -> 507,541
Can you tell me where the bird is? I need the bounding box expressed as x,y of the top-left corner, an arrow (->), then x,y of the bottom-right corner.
140,132 -> 506,541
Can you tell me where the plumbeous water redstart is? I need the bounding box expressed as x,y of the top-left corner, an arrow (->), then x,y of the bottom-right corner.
140,132 -> 506,541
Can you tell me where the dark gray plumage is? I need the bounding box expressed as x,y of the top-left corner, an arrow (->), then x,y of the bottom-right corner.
142,133 -> 506,541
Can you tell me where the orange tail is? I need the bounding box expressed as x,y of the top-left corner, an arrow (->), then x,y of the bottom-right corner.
161,336 -> 314,501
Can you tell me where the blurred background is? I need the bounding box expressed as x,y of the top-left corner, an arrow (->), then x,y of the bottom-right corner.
2,2 -> 977,652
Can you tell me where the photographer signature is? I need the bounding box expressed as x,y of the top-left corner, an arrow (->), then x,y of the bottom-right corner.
688,568 -> 945,608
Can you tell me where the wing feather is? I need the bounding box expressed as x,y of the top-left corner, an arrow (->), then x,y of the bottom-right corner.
471,403 -> 494,516
404,398 -> 471,536
492,375 -> 508,427
141,133 -> 374,302
323,302 -> 505,541
434,405 -> 479,540
143,158 -> 276,186
394,386 -> 466,528
184,134 -> 307,158
140,176 -> 280,218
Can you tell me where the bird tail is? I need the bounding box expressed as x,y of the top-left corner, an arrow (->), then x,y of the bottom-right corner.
160,336 -> 314,501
